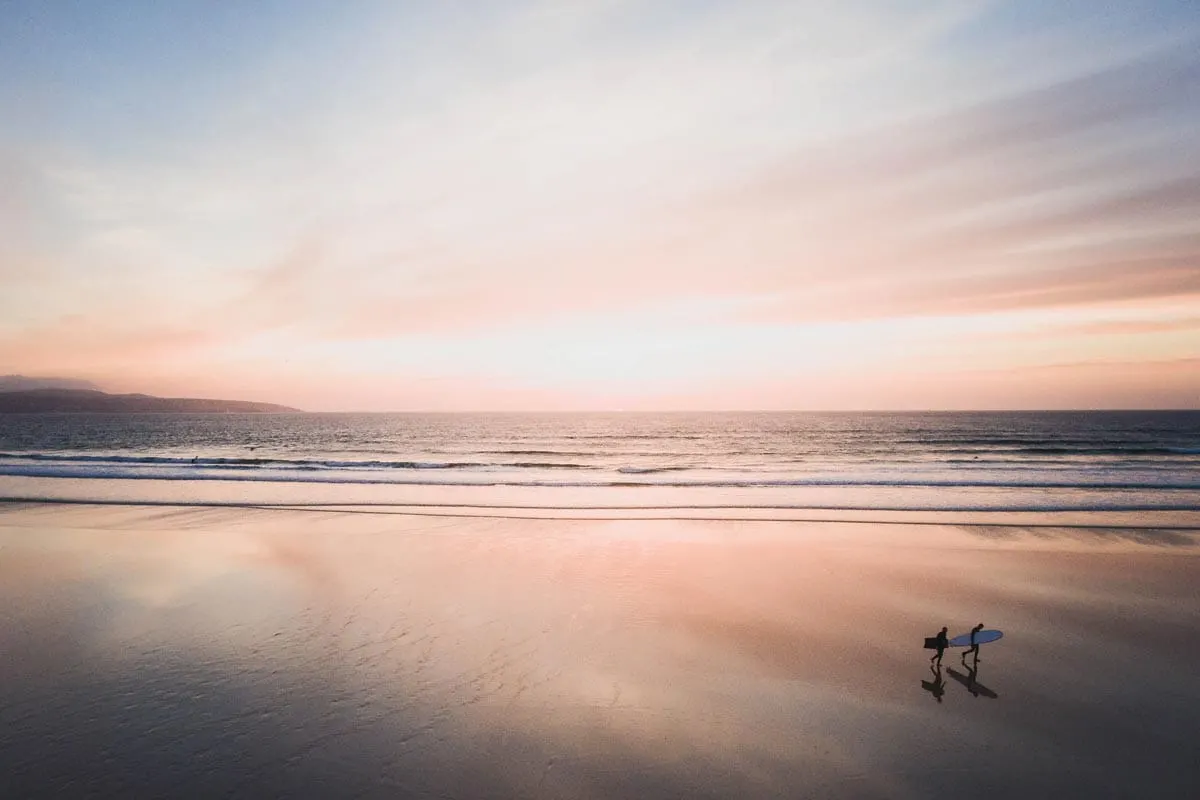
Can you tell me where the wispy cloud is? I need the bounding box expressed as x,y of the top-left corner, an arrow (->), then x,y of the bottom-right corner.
1,1 -> 1198,408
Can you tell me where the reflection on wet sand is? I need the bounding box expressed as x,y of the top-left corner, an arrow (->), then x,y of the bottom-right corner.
920,665 -> 947,703
947,658 -> 999,700
959,524 -> 1200,548
1,504 -> 1198,798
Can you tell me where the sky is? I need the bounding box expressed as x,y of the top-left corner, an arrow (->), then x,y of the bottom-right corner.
1,0 -> 1199,411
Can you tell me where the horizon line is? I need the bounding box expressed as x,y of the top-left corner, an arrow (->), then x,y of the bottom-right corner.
273,407 -> 1200,414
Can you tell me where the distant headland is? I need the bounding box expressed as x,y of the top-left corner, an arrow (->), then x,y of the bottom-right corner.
0,388 -> 301,414
0,375 -> 103,393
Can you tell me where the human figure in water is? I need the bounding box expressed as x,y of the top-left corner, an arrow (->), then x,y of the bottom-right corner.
962,623 -> 985,664
930,626 -> 949,666
921,664 -> 946,703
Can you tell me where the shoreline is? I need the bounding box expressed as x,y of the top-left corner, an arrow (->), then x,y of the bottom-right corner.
4,494 -> 1200,549
4,474 -> 1200,528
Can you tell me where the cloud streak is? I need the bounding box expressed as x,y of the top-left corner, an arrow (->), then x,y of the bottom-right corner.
1,2 -> 1198,408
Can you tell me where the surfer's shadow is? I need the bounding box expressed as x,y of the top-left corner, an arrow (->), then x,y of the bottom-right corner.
921,658 -> 999,701
946,657 -> 999,699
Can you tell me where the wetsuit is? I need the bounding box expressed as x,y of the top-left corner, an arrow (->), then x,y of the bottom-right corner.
931,631 -> 948,664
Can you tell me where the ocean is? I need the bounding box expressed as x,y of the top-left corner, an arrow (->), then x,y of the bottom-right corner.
1,411 -> 1197,513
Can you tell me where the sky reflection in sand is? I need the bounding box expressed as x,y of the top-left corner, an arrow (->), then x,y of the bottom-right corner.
1,506 -> 1197,798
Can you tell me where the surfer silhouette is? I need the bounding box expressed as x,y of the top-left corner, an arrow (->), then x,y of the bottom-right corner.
929,626 -> 949,665
962,623 -> 985,664
921,664 -> 947,703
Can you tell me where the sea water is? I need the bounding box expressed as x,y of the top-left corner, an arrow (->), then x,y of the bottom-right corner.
1,411 -> 1197,513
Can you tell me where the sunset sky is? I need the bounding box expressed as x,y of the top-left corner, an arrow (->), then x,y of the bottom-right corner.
2,1 -> 1198,411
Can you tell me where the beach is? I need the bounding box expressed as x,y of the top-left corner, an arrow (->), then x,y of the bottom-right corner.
8,0 -> 1200,795
2,500 -> 1197,798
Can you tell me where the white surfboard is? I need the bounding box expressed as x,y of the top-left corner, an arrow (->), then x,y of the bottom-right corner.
948,629 -> 1003,647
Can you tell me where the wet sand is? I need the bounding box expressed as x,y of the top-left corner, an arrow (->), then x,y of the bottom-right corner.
1,502 -> 1198,798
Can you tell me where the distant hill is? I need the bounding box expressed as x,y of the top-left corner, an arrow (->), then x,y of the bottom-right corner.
0,389 -> 301,414
0,375 -> 102,393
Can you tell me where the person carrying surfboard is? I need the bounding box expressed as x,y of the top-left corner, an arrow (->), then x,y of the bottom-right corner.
962,623 -> 985,663
929,626 -> 949,665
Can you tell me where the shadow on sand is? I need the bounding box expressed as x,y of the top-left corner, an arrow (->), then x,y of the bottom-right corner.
922,653 -> 999,702
946,655 -> 999,699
